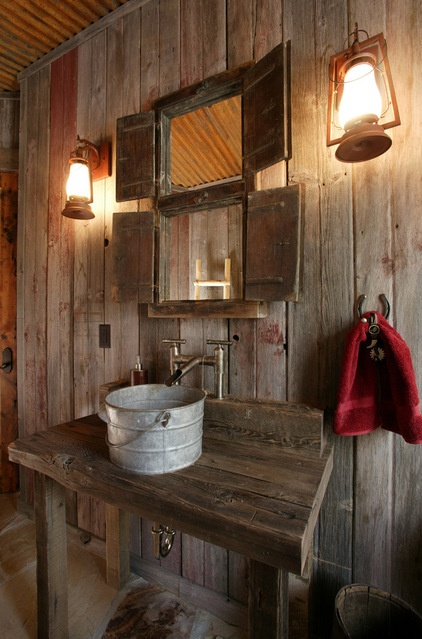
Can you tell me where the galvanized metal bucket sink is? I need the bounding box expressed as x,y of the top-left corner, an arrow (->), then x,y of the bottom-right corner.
98,384 -> 206,474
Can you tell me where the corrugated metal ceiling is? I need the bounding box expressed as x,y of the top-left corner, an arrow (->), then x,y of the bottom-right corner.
0,0 -> 131,92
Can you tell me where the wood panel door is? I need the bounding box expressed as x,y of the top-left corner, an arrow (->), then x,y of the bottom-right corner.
0,172 -> 18,492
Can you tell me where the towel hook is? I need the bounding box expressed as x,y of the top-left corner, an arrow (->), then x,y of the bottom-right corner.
357,294 -> 390,320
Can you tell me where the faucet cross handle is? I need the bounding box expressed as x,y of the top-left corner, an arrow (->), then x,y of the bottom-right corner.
206,339 -> 232,347
163,339 -> 187,376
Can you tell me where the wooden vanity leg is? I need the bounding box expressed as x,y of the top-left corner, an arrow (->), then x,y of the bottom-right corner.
248,560 -> 289,639
34,472 -> 69,639
105,504 -> 130,589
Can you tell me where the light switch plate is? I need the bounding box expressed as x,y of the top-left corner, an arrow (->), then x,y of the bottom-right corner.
99,324 -> 111,348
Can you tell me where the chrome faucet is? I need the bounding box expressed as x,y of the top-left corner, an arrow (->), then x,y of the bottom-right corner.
163,338 -> 231,399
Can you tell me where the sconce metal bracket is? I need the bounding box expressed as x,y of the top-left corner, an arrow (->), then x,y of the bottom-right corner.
92,141 -> 111,181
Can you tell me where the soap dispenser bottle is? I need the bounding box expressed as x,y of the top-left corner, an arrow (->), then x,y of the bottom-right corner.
130,355 -> 148,386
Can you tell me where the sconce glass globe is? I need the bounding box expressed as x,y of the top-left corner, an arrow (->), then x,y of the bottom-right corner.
66,158 -> 92,202
338,61 -> 383,131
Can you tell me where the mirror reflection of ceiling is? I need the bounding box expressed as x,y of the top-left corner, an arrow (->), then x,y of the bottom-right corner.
171,95 -> 242,189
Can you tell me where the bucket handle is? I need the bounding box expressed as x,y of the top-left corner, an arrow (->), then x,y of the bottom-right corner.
106,410 -> 171,449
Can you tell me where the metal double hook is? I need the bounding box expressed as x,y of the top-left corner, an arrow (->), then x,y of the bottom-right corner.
356,294 -> 390,320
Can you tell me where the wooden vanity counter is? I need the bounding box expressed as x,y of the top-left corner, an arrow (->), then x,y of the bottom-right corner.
9,397 -> 333,639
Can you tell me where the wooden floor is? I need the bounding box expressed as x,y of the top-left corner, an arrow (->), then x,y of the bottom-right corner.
0,492 -> 309,638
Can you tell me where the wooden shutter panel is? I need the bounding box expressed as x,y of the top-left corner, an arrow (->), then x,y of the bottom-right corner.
243,41 -> 291,176
111,211 -> 155,303
245,184 -> 301,302
116,112 -> 155,202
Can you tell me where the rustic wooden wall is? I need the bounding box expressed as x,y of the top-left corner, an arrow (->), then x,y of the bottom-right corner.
0,92 -> 19,494
0,92 -> 19,172
16,0 -> 422,636
0,173 -> 18,494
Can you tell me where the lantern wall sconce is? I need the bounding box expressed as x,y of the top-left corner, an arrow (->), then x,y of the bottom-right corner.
62,136 -> 111,219
327,24 -> 400,163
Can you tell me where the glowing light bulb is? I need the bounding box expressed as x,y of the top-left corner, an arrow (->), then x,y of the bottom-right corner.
338,61 -> 382,130
66,159 -> 92,201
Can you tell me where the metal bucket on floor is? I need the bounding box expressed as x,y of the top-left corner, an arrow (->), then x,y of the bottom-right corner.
98,384 -> 206,475
332,584 -> 422,639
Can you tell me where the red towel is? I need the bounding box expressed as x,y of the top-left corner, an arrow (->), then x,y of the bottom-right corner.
333,311 -> 422,444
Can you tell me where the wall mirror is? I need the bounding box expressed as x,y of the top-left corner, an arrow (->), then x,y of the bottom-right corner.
161,203 -> 243,303
170,95 -> 242,192
114,41 -> 301,319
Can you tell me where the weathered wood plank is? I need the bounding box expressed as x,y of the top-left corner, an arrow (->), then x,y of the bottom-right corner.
229,1 -> 289,404
34,472 -> 68,639
48,50 -> 77,429
158,181 -> 245,215
227,0 -> 255,65
149,299 -> 267,319
387,0 -> 422,613
0,93 -> 19,171
349,0 -> 395,599
226,0 -> 259,598
74,32 -> 107,538
226,0 -> 257,398
73,37 -> 100,418
253,0 -> 285,191
111,210 -> 155,303
105,10 -> 141,393
17,66 -> 51,507
16,74 -> 28,499
0,148 -> 18,172
22,68 -> 50,437
245,185 -> 301,302
243,42 -> 291,175
0,172 -> 19,492
140,0 -> 160,111
159,0 -> 181,97
248,561 -> 289,639
105,504 -> 130,589
116,112 -> 155,202
180,0 -> 202,87
284,2 -> 353,635
130,554 -> 247,627
204,395 -> 323,447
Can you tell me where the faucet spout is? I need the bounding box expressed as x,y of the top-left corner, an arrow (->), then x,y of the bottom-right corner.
164,356 -> 210,387
164,369 -> 183,386
178,356 -> 208,377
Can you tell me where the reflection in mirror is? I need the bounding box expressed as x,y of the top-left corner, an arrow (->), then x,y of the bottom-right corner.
161,203 -> 243,302
170,95 -> 242,192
